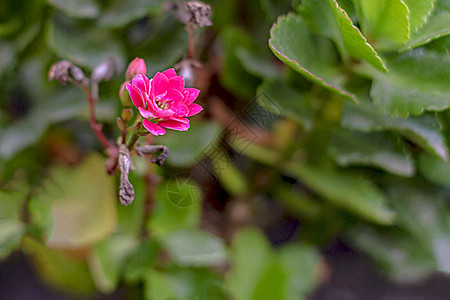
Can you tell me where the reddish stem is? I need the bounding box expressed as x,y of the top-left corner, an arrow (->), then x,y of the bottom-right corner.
82,86 -> 111,149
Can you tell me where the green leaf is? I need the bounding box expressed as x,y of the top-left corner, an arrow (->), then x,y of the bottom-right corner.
328,129 -> 415,176
418,153 -> 450,187
144,270 -> 176,300
47,16 -> 125,69
23,236 -> 96,293
401,12 -> 450,50
402,0 -> 436,32
279,243 -> 321,298
150,177 -> 201,238
220,26 -> 261,98
99,0 -> 161,29
0,218 -> 25,259
342,100 -> 449,160
235,47 -> 282,79
283,162 -> 396,225
327,0 -> 387,71
123,239 -> 158,283
47,0 -> 99,19
163,229 -> 227,267
226,228 -> 274,300
371,50 -> 450,117
257,79 -> 315,132
209,150 -> 248,197
154,120 -> 222,167
269,14 -> 354,100
349,226 -> 437,282
34,154 -> 117,248
251,260 -> 288,300
88,235 -> 139,293
359,0 -> 410,49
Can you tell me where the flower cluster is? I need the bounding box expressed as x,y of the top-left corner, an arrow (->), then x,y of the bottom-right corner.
123,59 -> 202,136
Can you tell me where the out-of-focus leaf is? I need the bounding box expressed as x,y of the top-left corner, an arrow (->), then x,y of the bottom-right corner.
327,0 -> 387,71
401,2 -> 450,51
235,47 -> 282,79
220,26 -> 261,98
34,154 -> 117,248
226,228 -> 274,300
47,0 -> 99,19
371,50 -> 450,117
88,235 -> 139,293
144,270 -> 175,300
402,0 -> 436,32
349,226 -> 437,282
328,129 -> 415,176
99,0 -> 161,29
418,153 -> 450,187
279,243 -> 321,298
342,100 -> 449,160
22,236 -> 96,293
359,0 -> 410,49
257,79 -> 315,132
269,14 -> 354,100
251,260 -> 288,300
48,16 -> 125,69
123,239 -> 158,283
210,150 -> 248,197
154,121 -> 221,167
116,172 -> 145,235
283,162 -> 396,225
0,218 -> 25,259
149,177 -> 201,238
163,229 -> 227,267
0,42 -> 15,78
144,269 -> 228,300
274,184 -> 323,220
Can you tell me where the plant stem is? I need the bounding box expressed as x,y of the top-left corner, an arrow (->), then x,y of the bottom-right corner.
127,131 -> 140,150
82,85 -> 111,149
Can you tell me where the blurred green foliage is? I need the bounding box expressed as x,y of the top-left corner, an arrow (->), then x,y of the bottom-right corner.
0,0 -> 449,299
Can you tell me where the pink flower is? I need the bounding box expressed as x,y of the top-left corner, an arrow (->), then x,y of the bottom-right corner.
126,58 -> 147,81
126,68 -> 203,136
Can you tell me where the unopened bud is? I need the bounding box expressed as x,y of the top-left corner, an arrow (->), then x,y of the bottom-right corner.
119,81 -> 133,107
49,60 -> 87,86
165,1 -> 212,27
125,57 -> 147,80
121,108 -> 133,123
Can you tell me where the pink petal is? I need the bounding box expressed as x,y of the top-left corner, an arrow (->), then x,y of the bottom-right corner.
162,68 -> 177,79
126,84 -> 145,108
150,72 -> 169,97
163,89 -> 184,102
131,74 -> 150,94
138,107 -> 156,119
168,76 -> 185,92
183,88 -> 200,105
186,103 -> 203,117
155,108 -> 175,118
143,119 -> 166,136
169,101 -> 189,117
158,119 -> 190,131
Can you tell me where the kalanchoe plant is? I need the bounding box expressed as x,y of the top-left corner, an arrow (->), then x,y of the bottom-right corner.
126,68 -> 203,136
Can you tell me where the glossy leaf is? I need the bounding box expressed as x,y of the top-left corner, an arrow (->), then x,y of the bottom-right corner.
359,0 -> 410,49
401,12 -> 450,50
327,0 -> 387,71
402,0 -> 436,32
163,229 -> 227,267
371,50 -> 450,116
269,14 -> 354,100
328,129 -> 415,176
342,101 -> 449,160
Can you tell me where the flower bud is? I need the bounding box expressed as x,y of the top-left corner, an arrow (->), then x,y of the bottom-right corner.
121,108 -> 133,123
119,81 -> 133,107
125,57 -> 146,80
